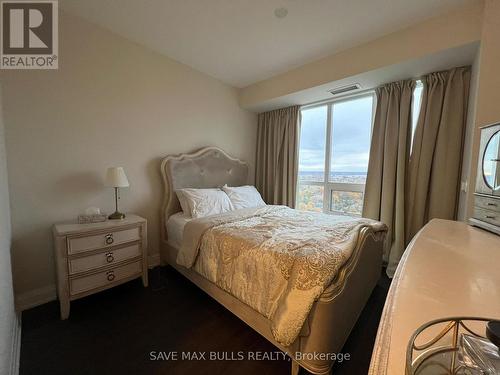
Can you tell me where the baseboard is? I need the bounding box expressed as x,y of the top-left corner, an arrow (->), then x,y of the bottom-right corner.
15,284 -> 56,312
148,253 -> 161,269
10,313 -> 21,375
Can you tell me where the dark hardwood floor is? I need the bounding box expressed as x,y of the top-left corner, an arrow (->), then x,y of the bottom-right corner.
20,267 -> 390,375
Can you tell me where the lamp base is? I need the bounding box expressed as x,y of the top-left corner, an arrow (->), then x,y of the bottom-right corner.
108,211 -> 126,220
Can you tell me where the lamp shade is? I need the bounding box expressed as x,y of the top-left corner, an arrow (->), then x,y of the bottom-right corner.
105,167 -> 129,188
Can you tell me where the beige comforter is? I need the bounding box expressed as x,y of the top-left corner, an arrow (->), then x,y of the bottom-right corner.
177,205 -> 386,346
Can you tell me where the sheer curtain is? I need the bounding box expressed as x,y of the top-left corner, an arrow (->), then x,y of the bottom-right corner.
255,106 -> 300,207
363,80 -> 415,277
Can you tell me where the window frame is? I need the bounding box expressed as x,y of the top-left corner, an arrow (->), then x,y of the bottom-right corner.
297,91 -> 376,216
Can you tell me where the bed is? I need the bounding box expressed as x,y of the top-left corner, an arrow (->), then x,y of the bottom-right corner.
160,146 -> 387,375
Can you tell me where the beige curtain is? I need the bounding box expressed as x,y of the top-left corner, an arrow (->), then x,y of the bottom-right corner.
256,106 -> 300,207
406,67 -> 471,241
363,80 -> 415,276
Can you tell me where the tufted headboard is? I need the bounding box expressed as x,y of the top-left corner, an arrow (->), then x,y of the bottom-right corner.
159,146 -> 249,243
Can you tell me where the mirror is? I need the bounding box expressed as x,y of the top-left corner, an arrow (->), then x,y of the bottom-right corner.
483,130 -> 500,190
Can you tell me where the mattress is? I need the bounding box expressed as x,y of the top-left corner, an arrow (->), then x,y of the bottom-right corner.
166,212 -> 191,249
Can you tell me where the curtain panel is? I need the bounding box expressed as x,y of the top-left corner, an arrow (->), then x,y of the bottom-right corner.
363,80 -> 415,277
364,66 -> 470,276
406,67 -> 471,241
255,106 -> 300,207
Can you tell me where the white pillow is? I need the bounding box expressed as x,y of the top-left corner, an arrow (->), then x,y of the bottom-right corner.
222,185 -> 266,210
178,188 -> 234,219
175,190 -> 191,216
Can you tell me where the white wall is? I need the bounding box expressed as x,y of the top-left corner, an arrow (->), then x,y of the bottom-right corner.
0,11 -> 256,303
467,0 -> 500,218
0,85 -> 18,375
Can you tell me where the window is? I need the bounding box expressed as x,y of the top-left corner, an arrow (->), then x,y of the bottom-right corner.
410,80 -> 424,151
297,94 -> 375,215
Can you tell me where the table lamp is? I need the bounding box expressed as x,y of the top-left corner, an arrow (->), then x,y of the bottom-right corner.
105,167 -> 129,220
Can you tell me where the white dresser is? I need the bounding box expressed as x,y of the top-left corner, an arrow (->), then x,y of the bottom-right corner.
53,214 -> 148,319
369,219 -> 500,374
470,122 -> 500,235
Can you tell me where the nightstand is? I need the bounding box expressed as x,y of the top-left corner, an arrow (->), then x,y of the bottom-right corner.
53,214 -> 148,319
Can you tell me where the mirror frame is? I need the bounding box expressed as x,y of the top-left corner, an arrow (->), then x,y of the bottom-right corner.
482,129 -> 500,191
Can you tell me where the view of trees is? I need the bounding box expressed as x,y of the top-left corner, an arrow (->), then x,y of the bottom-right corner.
297,184 -> 323,212
297,173 -> 365,216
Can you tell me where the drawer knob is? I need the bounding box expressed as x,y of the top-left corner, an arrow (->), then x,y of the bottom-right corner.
106,271 -> 115,281
487,203 -> 498,207
486,215 -> 497,219
105,234 -> 114,245
106,252 -> 114,263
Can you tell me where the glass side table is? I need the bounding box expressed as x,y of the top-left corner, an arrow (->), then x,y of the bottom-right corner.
406,317 -> 500,374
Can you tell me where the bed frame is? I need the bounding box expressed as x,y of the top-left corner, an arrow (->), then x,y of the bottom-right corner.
159,146 -> 384,375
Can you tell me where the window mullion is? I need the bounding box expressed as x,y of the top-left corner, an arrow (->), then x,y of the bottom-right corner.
327,182 -> 365,192
323,103 -> 333,213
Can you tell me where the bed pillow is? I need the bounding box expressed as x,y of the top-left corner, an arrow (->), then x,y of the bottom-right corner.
178,188 -> 234,218
222,185 -> 266,210
175,190 -> 192,216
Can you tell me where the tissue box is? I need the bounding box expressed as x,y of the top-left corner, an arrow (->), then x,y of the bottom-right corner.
78,214 -> 107,224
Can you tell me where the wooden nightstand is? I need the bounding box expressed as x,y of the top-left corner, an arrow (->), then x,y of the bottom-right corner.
53,214 -> 148,319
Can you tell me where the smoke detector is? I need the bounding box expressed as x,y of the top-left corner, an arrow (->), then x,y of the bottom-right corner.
274,7 -> 288,19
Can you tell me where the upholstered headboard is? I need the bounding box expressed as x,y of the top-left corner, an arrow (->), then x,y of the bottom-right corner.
160,146 -> 249,242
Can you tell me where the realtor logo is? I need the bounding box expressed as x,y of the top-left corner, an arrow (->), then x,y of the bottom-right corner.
1,1 -> 58,69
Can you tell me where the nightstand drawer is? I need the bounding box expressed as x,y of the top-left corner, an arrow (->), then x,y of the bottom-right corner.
473,206 -> 500,227
68,227 -> 140,255
69,260 -> 142,296
68,243 -> 141,274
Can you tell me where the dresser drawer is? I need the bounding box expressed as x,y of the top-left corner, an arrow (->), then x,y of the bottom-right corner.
473,206 -> 500,227
69,260 -> 142,296
474,195 -> 500,212
68,243 -> 141,274
67,227 -> 140,255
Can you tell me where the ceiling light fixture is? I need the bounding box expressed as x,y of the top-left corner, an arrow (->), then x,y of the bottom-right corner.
274,7 -> 288,19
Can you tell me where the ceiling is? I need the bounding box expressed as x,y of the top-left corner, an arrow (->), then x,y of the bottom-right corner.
59,0 -> 476,88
